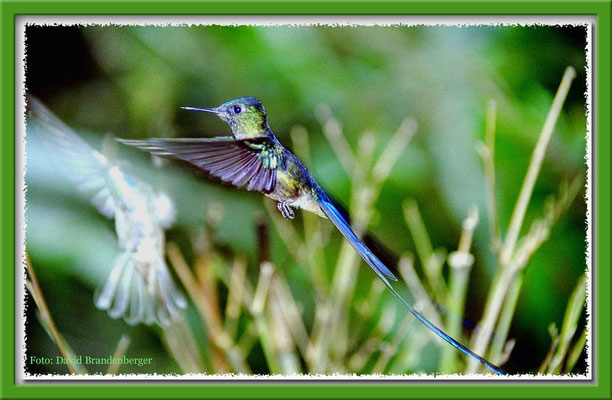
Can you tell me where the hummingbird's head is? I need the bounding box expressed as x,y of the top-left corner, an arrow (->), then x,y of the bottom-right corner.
182,97 -> 270,139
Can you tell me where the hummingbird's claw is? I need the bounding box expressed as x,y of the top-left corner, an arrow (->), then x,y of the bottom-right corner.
277,201 -> 295,219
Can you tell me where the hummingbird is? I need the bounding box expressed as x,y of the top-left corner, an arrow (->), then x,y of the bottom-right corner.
27,96 -> 187,326
119,96 -> 505,375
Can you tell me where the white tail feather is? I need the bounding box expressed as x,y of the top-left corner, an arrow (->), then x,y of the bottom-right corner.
94,252 -> 187,326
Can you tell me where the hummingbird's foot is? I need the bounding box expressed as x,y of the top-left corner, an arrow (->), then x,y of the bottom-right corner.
277,201 -> 295,219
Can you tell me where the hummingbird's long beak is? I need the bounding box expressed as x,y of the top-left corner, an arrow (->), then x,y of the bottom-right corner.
182,106 -> 229,121
181,106 -> 220,113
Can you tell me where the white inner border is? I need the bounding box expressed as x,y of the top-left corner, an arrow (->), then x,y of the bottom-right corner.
15,14 -> 594,383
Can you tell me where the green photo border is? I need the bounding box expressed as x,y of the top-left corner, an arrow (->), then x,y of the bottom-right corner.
1,1 -> 610,399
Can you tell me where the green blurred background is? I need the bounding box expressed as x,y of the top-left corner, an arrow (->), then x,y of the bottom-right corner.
24,24 -> 587,375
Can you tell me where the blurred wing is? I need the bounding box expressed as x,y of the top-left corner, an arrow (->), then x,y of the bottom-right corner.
153,191 -> 176,229
27,96 -> 115,218
119,137 -> 280,193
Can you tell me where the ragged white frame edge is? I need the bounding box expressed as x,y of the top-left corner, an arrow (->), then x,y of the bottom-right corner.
15,14 -> 594,383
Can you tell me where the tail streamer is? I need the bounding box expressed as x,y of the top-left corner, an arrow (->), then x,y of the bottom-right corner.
317,195 -> 505,375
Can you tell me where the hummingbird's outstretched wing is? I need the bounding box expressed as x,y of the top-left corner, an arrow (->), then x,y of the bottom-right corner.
27,96 -> 116,218
118,137 -> 279,194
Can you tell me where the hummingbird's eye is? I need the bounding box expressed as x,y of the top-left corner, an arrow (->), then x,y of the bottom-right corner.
233,105 -> 242,114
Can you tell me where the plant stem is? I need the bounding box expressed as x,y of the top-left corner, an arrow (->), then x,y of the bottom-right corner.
403,199 -> 447,300
564,326 -> 587,373
397,255 -> 444,326
371,118 -> 417,185
539,324 -> 560,374
489,273 -> 523,364
25,256 -> 87,375
106,334 -> 131,375
466,267 -> 514,373
291,126 -> 330,294
482,99 -> 502,253
251,262 -> 281,374
440,206 -> 478,372
499,67 -> 576,267
403,199 -> 434,271
549,274 -> 586,373
315,103 -> 356,177
467,67 -> 576,373
268,282 -> 302,374
162,316 -> 205,374
167,243 -> 239,373
224,257 -> 247,339
273,273 -> 311,359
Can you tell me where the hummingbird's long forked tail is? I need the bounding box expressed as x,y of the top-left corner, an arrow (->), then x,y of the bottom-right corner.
94,251 -> 187,326
318,196 -> 398,282
317,197 -> 506,376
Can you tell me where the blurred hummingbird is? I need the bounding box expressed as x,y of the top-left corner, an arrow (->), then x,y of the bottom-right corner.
119,97 -> 505,374
27,96 -> 187,327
